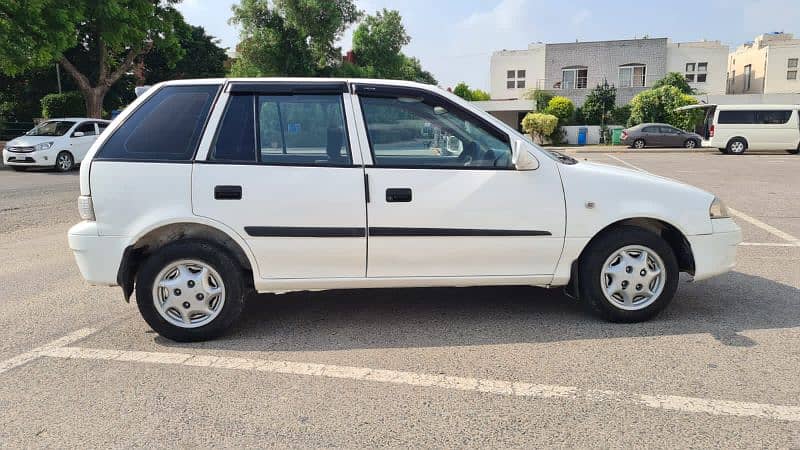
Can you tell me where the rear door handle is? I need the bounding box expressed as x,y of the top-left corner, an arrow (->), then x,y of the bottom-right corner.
214,185 -> 242,200
386,188 -> 412,203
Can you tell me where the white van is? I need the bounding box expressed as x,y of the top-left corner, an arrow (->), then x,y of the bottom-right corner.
681,104 -> 800,155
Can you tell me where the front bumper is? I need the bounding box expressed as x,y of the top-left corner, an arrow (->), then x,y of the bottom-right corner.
687,218 -> 742,281
3,148 -> 56,167
68,221 -> 128,286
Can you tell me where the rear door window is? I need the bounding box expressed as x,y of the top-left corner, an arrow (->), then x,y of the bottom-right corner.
96,85 -> 220,161
74,122 -> 97,136
755,110 -> 792,124
718,110 -> 756,124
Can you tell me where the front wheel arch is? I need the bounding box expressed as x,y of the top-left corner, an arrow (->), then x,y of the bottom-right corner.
566,218 -> 694,297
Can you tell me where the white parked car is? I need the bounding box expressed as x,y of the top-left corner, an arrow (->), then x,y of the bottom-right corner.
679,104 -> 800,155
68,79 -> 742,341
2,118 -> 111,171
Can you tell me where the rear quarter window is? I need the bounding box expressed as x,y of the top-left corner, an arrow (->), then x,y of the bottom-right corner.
96,85 -> 220,161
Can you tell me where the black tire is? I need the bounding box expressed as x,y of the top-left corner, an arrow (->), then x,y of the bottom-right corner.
135,240 -> 247,342
55,151 -> 74,171
788,147 -> 799,155
578,226 -> 679,323
10,166 -> 27,172
718,148 -> 728,154
633,139 -> 646,149
684,139 -> 698,149
726,138 -> 747,155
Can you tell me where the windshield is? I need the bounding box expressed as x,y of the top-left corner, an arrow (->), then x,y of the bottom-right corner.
26,121 -> 76,136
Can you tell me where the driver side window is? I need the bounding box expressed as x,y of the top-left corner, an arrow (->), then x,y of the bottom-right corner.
359,95 -> 512,169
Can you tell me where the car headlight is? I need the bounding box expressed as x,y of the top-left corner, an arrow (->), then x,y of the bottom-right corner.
34,141 -> 54,151
709,197 -> 730,219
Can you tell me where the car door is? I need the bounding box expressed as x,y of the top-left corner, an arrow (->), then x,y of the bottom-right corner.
192,81 -> 367,279
70,121 -> 98,162
352,83 -> 566,279
641,126 -> 662,146
659,126 -> 682,147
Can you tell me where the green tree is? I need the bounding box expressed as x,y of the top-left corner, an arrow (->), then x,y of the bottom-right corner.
144,20 -> 227,84
524,89 -> 553,111
521,112 -> 558,145
545,96 -> 575,124
452,82 -> 474,101
0,0 -> 183,118
628,85 -> 700,130
352,9 -> 407,77
581,81 -> 616,125
230,0 -> 360,77
652,72 -> 694,94
471,89 -> 490,101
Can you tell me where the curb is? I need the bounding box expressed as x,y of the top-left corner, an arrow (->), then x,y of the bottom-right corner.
561,147 -> 716,155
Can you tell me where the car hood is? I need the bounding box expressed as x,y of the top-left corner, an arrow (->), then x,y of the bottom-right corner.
558,160 -> 716,236
5,135 -> 59,147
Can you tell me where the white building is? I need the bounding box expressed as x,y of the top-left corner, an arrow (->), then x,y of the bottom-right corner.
489,43 -> 545,100
667,40 -> 728,96
728,33 -> 800,94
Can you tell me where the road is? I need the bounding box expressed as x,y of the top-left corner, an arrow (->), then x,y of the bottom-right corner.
0,153 -> 799,447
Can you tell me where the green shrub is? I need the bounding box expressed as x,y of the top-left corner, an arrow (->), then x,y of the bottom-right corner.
610,105 -> 631,125
521,112 -> 558,144
41,91 -> 85,119
544,96 -> 574,124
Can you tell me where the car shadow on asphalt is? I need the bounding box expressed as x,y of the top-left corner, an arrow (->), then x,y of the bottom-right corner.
155,271 -> 799,351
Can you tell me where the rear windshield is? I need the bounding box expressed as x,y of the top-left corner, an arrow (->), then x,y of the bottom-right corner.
718,110 -> 793,125
95,85 -> 220,161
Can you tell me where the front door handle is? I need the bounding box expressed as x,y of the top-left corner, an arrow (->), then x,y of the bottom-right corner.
386,188 -> 412,202
214,185 -> 242,200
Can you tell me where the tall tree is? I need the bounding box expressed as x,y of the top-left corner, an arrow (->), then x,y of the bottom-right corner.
352,9 -> 408,77
652,72 -> 695,94
230,0 -> 360,77
144,20 -> 227,83
581,81 -> 617,125
0,0 -> 183,118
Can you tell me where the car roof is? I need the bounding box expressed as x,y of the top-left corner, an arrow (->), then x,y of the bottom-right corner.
714,104 -> 800,110
41,118 -> 111,122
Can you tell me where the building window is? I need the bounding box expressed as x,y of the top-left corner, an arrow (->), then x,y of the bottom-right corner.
789,58 -> 798,68
789,70 -> 798,80
744,64 -> 752,91
788,59 -> 798,80
506,70 -> 525,89
697,74 -> 707,83
619,64 -> 646,87
561,67 -> 588,89
685,74 -> 695,82
697,62 -> 708,72
684,62 -> 708,83
685,63 -> 695,72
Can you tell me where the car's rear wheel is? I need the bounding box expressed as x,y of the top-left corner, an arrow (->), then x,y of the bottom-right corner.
11,166 -> 27,172
55,151 -> 74,171
579,226 -> 679,322
726,138 -> 747,155
788,146 -> 799,155
135,240 -> 247,342
632,139 -> 646,149
684,139 -> 698,149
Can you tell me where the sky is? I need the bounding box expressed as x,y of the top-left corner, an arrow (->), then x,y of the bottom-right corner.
177,0 -> 800,90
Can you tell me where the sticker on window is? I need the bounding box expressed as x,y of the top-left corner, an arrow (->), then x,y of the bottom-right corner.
287,123 -> 301,134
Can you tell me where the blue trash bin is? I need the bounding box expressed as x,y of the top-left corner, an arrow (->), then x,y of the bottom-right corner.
577,127 -> 588,145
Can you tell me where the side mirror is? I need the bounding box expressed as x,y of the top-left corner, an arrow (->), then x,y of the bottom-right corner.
512,140 -> 539,171
72,131 -> 85,137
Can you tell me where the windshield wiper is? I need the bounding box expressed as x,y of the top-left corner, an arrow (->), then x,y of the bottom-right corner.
549,151 -> 577,165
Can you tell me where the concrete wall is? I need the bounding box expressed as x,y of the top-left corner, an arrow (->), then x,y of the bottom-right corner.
764,45 -> 800,93
667,41 -> 728,95
543,38 -> 668,106
728,44 -> 768,94
489,44 -> 545,100
560,125 -> 625,145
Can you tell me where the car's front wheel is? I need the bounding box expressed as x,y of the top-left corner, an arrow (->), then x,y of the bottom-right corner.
135,240 -> 247,342
11,166 -> 27,172
55,151 -> 74,172
579,226 -> 679,322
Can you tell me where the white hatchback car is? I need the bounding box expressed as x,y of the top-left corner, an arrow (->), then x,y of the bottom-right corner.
68,79 -> 742,341
3,118 -> 111,171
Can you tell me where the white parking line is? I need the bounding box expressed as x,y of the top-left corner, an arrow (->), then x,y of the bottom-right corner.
728,208 -> 800,247
605,154 -> 800,247
0,328 -> 97,374
38,345 -> 800,422
739,242 -> 799,247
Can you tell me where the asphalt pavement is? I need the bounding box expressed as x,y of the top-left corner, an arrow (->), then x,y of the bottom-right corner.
0,152 -> 798,448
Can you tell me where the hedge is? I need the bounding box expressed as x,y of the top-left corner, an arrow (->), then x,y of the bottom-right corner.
41,91 -> 85,119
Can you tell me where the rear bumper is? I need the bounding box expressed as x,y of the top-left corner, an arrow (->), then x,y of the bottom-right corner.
687,218 -> 742,281
68,221 -> 127,286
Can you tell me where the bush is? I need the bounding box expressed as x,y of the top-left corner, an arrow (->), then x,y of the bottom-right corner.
582,82 -> 616,125
521,112 -> 558,144
628,85 -> 700,130
544,96 -> 574,124
524,89 -> 553,111
41,91 -> 85,119
610,105 -> 631,126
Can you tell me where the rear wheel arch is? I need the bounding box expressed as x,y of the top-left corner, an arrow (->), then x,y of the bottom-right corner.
726,137 -> 748,153
566,218 -> 695,297
118,222 -> 255,301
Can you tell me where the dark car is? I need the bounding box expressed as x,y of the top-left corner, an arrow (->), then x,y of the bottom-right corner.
621,123 -> 703,149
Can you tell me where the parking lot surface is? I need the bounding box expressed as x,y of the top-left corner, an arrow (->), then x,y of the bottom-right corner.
1,153 -> 799,447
